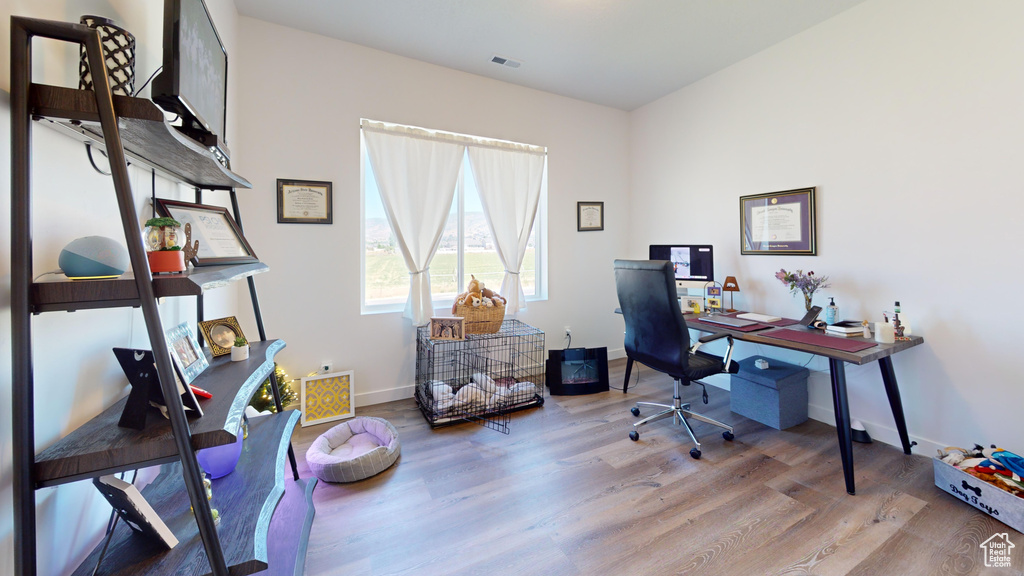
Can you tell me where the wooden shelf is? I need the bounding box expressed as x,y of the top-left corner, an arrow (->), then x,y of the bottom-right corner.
34,340 -> 285,487
30,83 -> 251,190
70,411 -> 303,576
30,263 -> 268,313
265,477 -> 317,575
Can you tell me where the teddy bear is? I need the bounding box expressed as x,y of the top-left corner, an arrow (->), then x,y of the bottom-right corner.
451,275 -> 506,312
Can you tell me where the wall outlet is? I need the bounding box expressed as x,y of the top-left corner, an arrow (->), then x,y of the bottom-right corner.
564,326 -> 571,337
320,362 -> 333,374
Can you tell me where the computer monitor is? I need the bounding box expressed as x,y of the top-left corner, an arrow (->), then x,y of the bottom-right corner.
648,244 -> 714,291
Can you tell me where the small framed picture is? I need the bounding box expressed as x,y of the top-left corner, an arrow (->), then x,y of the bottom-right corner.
301,370 -> 354,427
681,297 -> 702,314
154,199 -> 258,266
577,201 -> 604,231
706,286 -> 722,297
165,322 -> 209,385
706,297 -> 722,310
430,316 -> 465,341
198,316 -> 246,357
277,179 -> 333,224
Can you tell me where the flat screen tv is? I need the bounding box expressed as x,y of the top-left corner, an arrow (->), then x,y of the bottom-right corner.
151,0 -> 228,157
648,244 -> 714,290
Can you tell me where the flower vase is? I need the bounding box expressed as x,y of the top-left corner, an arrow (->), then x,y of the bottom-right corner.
803,292 -> 814,312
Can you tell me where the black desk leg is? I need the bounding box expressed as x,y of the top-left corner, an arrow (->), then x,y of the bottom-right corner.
623,357 -> 634,393
829,358 -> 856,495
878,357 -> 913,455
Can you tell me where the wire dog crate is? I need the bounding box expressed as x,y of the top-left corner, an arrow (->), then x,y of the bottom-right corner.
415,319 -> 545,433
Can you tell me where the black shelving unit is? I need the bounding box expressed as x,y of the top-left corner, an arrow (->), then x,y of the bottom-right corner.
10,17 -> 314,576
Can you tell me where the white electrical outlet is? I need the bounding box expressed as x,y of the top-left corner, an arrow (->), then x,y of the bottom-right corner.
564,326 -> 571,337
321,362 -> 333,374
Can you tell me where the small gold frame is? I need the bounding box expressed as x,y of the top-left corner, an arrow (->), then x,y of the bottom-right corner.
198,316 -> 246,357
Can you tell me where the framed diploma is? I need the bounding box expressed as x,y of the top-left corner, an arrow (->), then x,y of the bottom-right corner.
577,201 -> 604,231
277,179 -> 333,224
155,199 -> 258,266
740,187 -> 817,255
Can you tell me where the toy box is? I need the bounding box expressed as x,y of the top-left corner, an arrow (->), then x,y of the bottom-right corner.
933,457 -> 1024,533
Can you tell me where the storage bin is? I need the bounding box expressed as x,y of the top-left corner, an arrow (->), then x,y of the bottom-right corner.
933,457 -> 1024,533
730,355 -> 809,430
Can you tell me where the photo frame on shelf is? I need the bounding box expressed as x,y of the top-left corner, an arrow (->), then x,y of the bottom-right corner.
154,199 -> 258,266
113,347 -> 204,429
198,316 -> 245,357
277,179 -> 333,224
577,201 -> 604,231
300,370 -> 354,427
93,474 -> 179,549
165,322 -> 209,385
429,316 -> 465,341
740,187 -> 817,255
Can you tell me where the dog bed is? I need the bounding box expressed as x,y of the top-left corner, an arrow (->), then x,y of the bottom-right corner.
306,416 -> 401,483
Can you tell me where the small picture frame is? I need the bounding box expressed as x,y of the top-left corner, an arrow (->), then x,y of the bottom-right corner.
277,179 -> 333,224
301,370 -> 354,427
429,316 -> 465,341
92,475 -> 178,549
706,286 -> 722,297
155,199 -> 258,266
198,316 -> 246,357
577,201 -> 604,231
706,297 -> 722,310
165,322 -> 209,385
681,297 -> 702,314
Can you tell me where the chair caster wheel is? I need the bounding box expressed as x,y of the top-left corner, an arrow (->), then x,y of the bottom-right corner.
631,407 -> 640,417
723,431 -> 735,441
629,430 -> 639,441
690,448 -> 701,459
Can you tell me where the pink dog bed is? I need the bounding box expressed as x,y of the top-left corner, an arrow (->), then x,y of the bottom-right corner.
305,417 -> 400,483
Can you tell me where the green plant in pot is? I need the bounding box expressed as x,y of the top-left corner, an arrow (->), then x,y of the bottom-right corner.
231,335 -> 249,362
143,216 -> 186,273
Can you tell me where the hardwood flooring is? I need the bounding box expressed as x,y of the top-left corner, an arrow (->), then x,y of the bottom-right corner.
290,359 -> 1023,575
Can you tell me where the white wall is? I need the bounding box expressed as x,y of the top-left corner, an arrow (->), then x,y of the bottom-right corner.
0,2 -> 241,574
630,0 -> 1024,455
232,18 -> 631,406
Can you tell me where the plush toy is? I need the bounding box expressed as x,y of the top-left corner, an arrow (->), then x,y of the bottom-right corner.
482,287 -> 506,306
467,275 -> 483,302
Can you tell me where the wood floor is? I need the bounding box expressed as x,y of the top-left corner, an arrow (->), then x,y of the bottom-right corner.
290,359 -> 1023,575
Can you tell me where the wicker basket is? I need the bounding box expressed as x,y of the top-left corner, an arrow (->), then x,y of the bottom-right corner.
454,303 -> 505,334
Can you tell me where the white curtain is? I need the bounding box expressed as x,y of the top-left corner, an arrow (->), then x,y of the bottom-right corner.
467,145 -> 545,315
362,120 -> 466,325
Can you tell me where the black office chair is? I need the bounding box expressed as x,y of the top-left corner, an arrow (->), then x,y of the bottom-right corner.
614,259 -> 738,459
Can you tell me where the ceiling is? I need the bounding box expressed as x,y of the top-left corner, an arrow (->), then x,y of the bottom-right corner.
233,0 -> 868,111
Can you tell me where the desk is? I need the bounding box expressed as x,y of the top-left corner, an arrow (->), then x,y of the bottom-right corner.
622,311 -> 924,495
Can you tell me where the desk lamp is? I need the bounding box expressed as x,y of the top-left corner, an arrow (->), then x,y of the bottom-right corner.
722,276 -> 740,312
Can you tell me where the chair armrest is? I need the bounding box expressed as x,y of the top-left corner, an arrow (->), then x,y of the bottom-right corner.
697,332 -> 732,344
691,333 -> 737,373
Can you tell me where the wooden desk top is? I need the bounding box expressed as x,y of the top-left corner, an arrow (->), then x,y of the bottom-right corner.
684,312 -> 924,365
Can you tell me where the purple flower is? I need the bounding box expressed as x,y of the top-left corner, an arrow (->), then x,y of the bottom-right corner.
776,268 -> 830,298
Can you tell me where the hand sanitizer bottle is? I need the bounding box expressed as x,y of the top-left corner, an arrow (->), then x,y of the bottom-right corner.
825,297 -> 838,325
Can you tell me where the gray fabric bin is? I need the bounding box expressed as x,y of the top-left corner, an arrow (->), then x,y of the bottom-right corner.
730,355 -> 809,430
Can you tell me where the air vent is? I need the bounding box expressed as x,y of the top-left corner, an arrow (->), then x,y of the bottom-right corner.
490,55 -> 521,69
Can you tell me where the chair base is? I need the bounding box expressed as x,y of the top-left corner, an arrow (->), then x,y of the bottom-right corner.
629,379 -> 734,458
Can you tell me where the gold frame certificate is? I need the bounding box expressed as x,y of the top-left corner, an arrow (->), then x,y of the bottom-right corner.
277,179 -> 333,224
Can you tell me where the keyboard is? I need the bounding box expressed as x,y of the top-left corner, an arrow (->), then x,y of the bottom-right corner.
736,312 -> 782,323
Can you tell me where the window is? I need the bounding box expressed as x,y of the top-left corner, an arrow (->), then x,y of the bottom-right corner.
361,128 -> 547,313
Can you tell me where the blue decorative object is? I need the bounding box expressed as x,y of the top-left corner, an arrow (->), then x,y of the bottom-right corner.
196,428 -> 243,479
58,236 -> 129,279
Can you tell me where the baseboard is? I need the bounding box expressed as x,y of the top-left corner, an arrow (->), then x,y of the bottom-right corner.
807,403 -> 943,459
357,384 -> 414,408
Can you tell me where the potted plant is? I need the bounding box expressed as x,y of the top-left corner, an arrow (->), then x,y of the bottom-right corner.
142,216 -> 186,273
230,336 -> 249,362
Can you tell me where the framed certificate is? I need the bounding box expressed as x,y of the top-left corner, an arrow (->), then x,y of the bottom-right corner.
277,179 -> 333,224
740,187 -> 817,255
155,199 -> 258,266
577,201 -> 604,231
